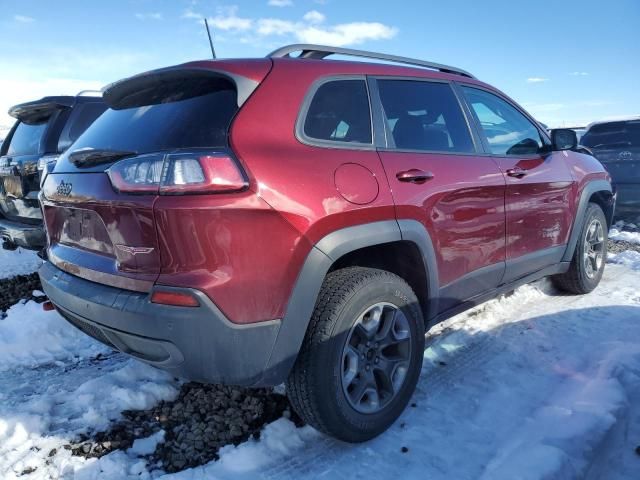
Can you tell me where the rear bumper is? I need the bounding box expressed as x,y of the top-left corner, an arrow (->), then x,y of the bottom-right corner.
39,261 -> 285,386
613,183 -> 640,215
0,215 -> 45,250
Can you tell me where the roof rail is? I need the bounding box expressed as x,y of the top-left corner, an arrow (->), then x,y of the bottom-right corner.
76,89 -> 103,97
267,44 -> 475,79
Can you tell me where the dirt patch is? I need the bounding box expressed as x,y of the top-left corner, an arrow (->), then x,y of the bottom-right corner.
66,382 -> 302,473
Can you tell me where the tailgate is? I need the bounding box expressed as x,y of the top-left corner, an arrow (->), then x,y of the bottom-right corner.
591,147 -> 640,184
42,173 -> 160,292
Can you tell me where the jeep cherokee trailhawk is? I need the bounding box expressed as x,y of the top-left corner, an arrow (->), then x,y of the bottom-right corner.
39,45 -> 614,442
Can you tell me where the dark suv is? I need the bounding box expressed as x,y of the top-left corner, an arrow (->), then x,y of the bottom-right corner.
580,117 -> 640,220
0,93 -> 106,250
39,45 -> 614,442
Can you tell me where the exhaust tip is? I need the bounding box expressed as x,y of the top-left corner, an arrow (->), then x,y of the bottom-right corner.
42,301 -> 55,312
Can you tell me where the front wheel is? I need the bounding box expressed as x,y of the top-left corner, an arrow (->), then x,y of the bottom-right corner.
553,203 -> 607,294
286,267 -> 425,442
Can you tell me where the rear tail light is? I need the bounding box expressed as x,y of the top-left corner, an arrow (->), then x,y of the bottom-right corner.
107,151 -> 247,195
150,290 -> 200,307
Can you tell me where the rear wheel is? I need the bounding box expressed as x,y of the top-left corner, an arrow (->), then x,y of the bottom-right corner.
553,203 -> 607,294
286,267 -> 425,442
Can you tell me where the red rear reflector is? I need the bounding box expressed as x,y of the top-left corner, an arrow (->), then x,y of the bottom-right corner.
150,290 -> 199,307
42,301 -> 55,311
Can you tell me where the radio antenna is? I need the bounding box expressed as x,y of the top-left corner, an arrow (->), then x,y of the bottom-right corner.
204,18 -> 216,59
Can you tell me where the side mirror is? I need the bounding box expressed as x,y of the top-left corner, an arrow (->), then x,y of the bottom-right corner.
551,128 -> 578,151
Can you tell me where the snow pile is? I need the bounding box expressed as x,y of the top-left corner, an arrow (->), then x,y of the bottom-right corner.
0,300 -> 179,479
0,247 -> 42,279
608,250 -> 640,271
0,300 -> 105,371
609,227 -> 640,245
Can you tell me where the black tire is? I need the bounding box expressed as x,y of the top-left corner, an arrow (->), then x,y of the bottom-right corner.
286,267 -> 425,442
553,203 -> 608,294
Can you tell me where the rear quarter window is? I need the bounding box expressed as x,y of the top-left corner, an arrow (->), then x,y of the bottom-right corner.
6,121 -> 48,156
301,79 -> 372,146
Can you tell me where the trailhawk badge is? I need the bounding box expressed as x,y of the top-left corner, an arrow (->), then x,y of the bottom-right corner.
115,245 -> 155,255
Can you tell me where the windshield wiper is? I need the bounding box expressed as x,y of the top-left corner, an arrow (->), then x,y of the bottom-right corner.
69,148 -> 137,167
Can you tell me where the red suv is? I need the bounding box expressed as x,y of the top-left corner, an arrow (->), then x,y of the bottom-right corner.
39,44 -> 614,442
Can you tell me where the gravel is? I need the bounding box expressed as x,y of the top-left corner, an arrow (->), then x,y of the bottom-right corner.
0,272 -> 43,313
66,382 -> 302,473
608,239 -> 640,255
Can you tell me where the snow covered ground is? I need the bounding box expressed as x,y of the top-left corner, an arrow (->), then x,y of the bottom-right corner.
1,247 -> 639,479
0,247 -> 42,279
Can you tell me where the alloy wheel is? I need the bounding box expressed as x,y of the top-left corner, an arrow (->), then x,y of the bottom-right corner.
341,302 -> 412,414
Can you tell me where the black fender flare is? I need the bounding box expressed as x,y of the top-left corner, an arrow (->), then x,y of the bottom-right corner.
562,179 -> 613,262
258,219 -> 438,386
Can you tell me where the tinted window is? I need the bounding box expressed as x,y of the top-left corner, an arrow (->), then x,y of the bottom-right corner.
6,121 -> 48,156
378,80 -> 474,153
68,103 -> 108,143
303,79 -> 372,144
462,87 -> 543,155
57,102 -> 108,152
70,89 -> 237,154
581,121 -> 640,149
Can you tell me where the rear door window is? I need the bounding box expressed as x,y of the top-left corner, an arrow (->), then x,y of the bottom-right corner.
377,80 -> 474,153
461,86 -> 544,155
302,79 -> 372,145
6,121 -> 48,156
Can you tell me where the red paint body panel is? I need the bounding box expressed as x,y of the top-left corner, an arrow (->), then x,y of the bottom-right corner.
378,151 -> 505,287
153,191 -> 311,323
493,153 -> 574,259
229,59 -> 398,244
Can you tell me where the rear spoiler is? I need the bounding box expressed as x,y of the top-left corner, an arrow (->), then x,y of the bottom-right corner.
8,96 -> 75,124
103,64 -> 264,110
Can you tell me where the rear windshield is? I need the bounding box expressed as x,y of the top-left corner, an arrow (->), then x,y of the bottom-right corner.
581,121 -> 640,149
70,88 -> 238,154
6,121 -> 48,156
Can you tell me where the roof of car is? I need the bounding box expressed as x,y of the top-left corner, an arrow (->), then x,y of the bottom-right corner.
586,115 -> 640,130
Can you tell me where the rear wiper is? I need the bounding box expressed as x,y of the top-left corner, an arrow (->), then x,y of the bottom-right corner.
69,148 -> 137,167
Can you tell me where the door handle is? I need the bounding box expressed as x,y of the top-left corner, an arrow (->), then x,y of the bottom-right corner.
506,167 -> 527,178
396,169 -> 434,184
